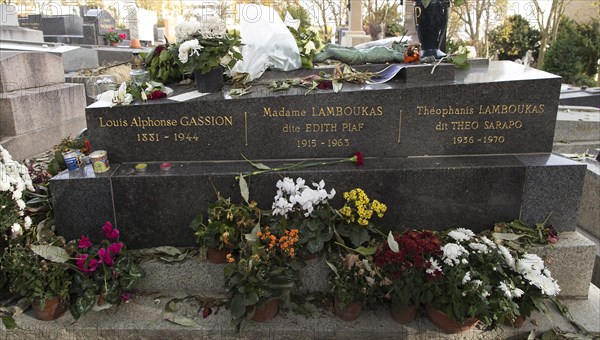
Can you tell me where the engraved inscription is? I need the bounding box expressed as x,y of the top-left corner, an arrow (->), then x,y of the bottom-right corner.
98,114 -> 233,143
418,102 -> 544,147
261,105 -> 384,150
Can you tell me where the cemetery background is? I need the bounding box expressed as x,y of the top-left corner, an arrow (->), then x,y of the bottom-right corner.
0,0 -> 599,338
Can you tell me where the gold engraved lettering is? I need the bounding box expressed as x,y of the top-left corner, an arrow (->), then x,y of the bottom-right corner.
130,117 -> 177,129
417,106 -> 474,117
450,121 -> 479,130
305,123 -> 337,133
311,106 -> 383,116
484,120 -> 523,130
180,116 -> 233,126
99,117 -> 128,127
342,123 -> 364,132
478,104 -> 544,114
263,107 -> 306,117
282,124 -> 301,133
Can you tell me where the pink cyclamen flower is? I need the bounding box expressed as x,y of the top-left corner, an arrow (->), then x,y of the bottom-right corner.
78,234 -> 92,249
102,222 -> 120,240
76,254 -> 99,273
108,242 -> 124,255
98,248 -> 114,267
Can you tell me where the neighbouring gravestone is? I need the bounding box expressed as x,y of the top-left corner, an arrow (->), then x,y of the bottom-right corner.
0,51 -> 87,160
50,60 -> 588,251
1,5 -> 44,42
82,9 -> 115,45
38,15 -> 84,43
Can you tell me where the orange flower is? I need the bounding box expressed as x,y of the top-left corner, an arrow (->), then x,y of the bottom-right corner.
226,253 -> 235,263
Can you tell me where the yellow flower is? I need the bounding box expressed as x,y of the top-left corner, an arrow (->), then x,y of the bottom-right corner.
226,254 -> 235,263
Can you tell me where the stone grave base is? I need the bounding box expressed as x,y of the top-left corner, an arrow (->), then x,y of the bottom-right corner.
50,154 -> 586,249
2,283 -> 599,339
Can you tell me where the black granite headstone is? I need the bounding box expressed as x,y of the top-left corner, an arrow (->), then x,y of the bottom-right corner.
84,9 -> 115,36
87,61 -> 562,163
40,15 -> 83,36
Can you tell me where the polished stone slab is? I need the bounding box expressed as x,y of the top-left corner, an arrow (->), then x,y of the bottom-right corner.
86,61 -> 562,163
50,154 -> 583,248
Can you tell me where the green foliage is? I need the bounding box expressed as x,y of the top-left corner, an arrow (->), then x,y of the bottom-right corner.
190,195 -> 260,251
68,224 -> 145,320
488,15 -> 540,61
224,226 -> 304,326
543,18 -> 600,86
176,34 -> 243,76
1,240 -> 72,308
327,252 -> 380,309
145,44 -> 185,84
295,207 -> 334,255
282,4 -> 311,28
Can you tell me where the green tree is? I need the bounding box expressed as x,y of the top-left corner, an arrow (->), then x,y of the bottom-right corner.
488,15 -> 540,61
543,18 -> 598,86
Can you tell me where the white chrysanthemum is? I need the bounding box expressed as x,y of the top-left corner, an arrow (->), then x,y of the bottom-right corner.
10,223 -> 22,238
426,258 -> 442,275
448,228 -> 475,242
442,243 -> 469,266
498,245 -> 515,269
469,242 -> 489,254
175,21 -> 203,41
16,199 -> 25,210
462,271 -> 471,284
499,281 -> 525,299
198,16 -> 227,39
24,216 -> 32,229
178,39 -> 203,64
480,235 -> 496,248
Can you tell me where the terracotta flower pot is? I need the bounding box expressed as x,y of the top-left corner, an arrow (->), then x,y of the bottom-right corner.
425,305 -> 478,334
504,315 -> 525,328
31,297 -> 68,321
110,42 -> 119,47
206,248 -> 230,264
390,304 -> 418,324
334,297 -> 362,322
250,298 -> 279,322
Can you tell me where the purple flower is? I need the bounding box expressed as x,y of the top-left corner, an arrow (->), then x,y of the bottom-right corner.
120,293 -> 132,303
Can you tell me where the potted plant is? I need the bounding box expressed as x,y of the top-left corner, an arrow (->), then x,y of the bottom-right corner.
104,27 -> 126,46
224,225 -> 303,325
174,17 -> 242,92
145,44 -> 185,84
423,228 -> 520,333
269,177 -> 336,259
498,247 -> 561,328
68,221 -> 145,320
335,188 -> 387,248
1,239 -> 71,321
327,252 -> 380,322
374,230 -> 442,324
190,195 -> 260,263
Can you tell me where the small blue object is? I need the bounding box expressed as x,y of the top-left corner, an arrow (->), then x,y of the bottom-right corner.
63,151 -> 79,171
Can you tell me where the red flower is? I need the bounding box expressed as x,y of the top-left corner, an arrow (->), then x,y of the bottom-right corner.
154,45 -> 165,55
354,152 -> 363,166
317,80 -> 333,90
78,234 -> 92,249
102,221 -> 120,240
118,33 -> 127,40
147,90 -> 167,100
202,307 -> 212,318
